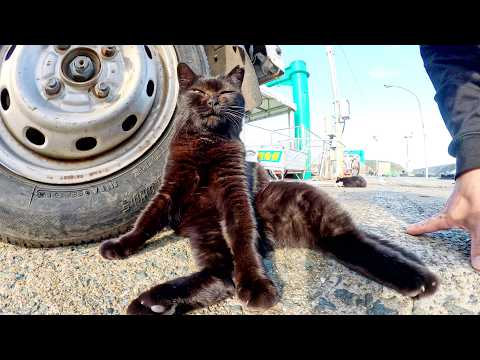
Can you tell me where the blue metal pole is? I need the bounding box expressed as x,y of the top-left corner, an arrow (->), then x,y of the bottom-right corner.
266,60 -> 312,179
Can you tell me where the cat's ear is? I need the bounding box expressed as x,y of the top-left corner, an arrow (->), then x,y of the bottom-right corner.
226,65 -> 245,88
177,63 -> 198,90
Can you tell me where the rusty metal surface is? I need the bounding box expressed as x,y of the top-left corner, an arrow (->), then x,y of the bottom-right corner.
204,45 -> 262,112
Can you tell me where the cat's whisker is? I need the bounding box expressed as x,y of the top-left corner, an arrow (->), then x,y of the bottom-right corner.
224,108 -> 245,114
223,113 -> 242,133
223,113 -> 238,125
222,105 -> 245,111
224,112 -> 243,120
225,109 -> 245,114
223,112 -> 241,119
222,106 -> 244,112
224,111 -> 243,120
223,111 -> 244,119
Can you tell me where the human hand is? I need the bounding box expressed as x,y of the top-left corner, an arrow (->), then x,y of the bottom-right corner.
406,168 -> 480,271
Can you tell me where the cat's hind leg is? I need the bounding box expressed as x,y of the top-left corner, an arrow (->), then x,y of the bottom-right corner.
255,181 -> 439,299
127,225 -> 236,315
318,230 -> 438,298
363,232 -> 426,266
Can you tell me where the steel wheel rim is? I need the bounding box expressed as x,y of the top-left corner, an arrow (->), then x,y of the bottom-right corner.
0,45 -> 179,184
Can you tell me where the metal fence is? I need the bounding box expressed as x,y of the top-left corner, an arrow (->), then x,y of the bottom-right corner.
243,122 -> 343,179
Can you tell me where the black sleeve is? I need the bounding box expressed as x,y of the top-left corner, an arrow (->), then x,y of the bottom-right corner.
420,45 -> 480,178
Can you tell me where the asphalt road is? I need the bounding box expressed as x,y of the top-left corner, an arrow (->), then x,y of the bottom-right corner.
1,176 -> 478,315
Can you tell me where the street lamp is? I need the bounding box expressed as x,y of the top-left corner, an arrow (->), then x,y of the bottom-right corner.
384,84 -> 429,179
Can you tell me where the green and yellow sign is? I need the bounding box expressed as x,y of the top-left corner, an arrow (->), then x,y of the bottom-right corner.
258,150 -> 283,162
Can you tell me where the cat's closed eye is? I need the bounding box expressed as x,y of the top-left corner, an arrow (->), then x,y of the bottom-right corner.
191,89 -> 205,94
219,90 -> 235,95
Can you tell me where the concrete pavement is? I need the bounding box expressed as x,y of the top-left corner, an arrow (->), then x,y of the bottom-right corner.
1,176 -> 478,315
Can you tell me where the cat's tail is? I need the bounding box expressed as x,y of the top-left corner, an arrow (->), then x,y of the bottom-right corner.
255,181 -> 439,298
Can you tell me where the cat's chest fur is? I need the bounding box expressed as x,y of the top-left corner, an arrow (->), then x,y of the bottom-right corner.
170,132 -> 245,194
172,132 -> 244,167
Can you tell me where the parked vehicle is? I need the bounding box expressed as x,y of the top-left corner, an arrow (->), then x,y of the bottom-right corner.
255,145 -> 307,180
440,169 -> 456,179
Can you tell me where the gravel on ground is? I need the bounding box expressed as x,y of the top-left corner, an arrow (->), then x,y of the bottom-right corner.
1,176 -> 478,315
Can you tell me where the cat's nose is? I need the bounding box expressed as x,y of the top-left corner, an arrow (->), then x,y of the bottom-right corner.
207,97 -> 219,107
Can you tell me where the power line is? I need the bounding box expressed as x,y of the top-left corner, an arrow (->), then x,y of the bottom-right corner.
338,45 -> 368,105
244,122 -> 291,138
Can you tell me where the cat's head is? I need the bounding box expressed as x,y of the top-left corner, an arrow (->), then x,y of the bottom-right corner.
177,62 -> 245,136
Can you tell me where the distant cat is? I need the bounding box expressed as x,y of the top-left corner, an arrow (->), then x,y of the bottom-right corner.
99,63 -> 438,315
337,176 -> 367,188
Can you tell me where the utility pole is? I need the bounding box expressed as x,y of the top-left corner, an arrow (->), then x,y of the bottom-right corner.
404,134 -> 413,173
373,135 -> 380,176
325,45 -> 344,179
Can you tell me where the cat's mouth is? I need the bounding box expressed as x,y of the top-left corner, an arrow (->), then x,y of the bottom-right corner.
205,115 -> 221,127
201,110 -> 222,121
199,108 -> 231,129
201,109 -> 220,117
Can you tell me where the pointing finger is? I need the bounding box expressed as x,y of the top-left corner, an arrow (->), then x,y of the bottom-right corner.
406,213 -> 452,236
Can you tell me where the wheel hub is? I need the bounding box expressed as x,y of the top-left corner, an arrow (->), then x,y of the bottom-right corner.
0,45 -> 179,184
67,55 -> 96,82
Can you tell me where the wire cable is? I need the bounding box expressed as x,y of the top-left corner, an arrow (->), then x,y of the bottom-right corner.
338,45 -> 368,104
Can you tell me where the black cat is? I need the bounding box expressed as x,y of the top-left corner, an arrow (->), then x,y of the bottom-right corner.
337,176 -> 367,187
99,63 -> 438,315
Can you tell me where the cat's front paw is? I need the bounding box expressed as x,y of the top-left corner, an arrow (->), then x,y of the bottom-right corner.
100,238 -> 135,260
237,276 -> 279,310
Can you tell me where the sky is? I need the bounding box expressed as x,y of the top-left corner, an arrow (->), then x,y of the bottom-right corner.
241,45 -> 456,171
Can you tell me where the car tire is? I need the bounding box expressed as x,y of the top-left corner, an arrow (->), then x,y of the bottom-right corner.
0,45 -> 210,247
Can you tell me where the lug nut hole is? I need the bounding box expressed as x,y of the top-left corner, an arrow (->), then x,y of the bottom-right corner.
1,89 -> 10,111
76,137 -> 97,151
146,80 -> 155,97
122,115 -> 138,132
144,45 -> 152,59
26,127 -> 46,146
5,45 -> 16,61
